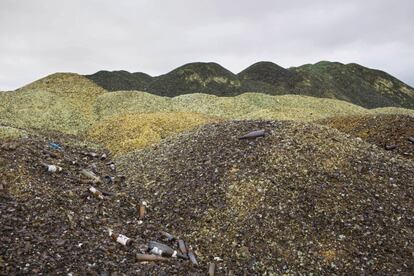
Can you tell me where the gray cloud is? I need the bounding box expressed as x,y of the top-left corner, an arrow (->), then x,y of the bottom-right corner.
1,0 -> 413,90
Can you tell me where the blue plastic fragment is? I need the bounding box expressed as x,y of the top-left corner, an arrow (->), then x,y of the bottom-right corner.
49,142 -> 63,151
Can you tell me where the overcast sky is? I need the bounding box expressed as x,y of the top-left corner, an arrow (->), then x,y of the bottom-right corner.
1,0 -> 413,90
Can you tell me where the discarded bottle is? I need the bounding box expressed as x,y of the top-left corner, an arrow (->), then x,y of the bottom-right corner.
81,169 -> 101,183
187,245 -> 198,265
147,241 -> 188,259
41,162 -> 62,173
109,229 -> 133,246
239,129 -> 266,140
136,254 -> 169,262
408,137 -> 414,143
139,201 -> 147,220
178,239 -> 187,255
208,262 -> 216,276
385,144 -> 397,150
100,153 -> 107,160
89,186 -> 104,199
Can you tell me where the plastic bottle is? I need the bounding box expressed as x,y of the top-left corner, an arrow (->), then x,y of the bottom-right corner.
178,239 -> 187,255
41,162 -> 62,173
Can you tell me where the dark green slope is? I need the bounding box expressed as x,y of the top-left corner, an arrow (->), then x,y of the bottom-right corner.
147,62 -> 242,97
291,61 -> 414,108
238,61 -> 302,94
85,70 -> 152,91
345,63 -> 414,108
84,61 -> 414,109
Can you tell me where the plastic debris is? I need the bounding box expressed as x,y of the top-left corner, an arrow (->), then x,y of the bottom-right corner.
89,186 -> 104,200
49,142 -> 63,151
41,162 -> 62,173
81,169 -> 101,183
47,165 -> 62,173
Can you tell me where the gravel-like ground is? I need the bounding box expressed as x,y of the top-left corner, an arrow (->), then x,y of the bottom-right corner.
1,120 -> 413,275
319,114 -> 414,159
0,135 -> 202,274
118,120 -> 414,274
